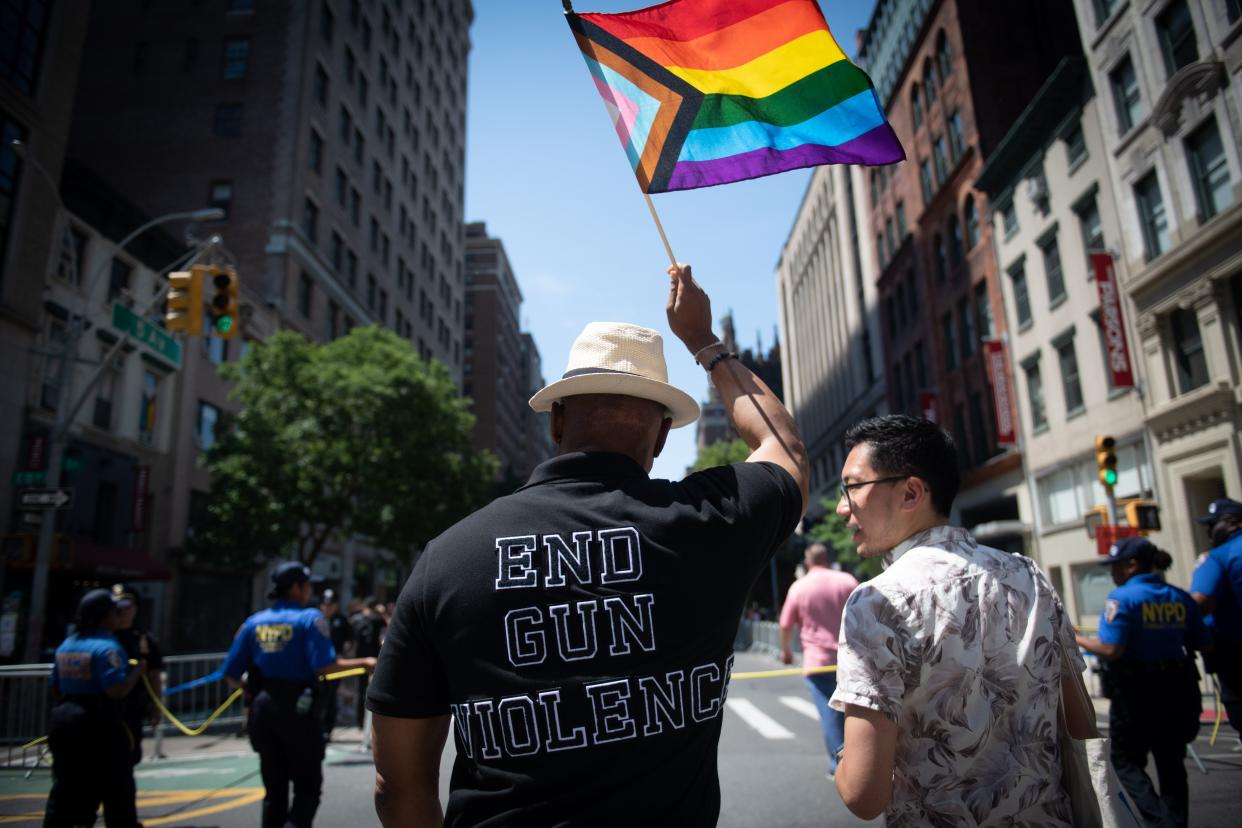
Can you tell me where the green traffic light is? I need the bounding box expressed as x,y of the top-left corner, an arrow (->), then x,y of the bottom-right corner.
1103,469 -> 1118,486
216,316 -> 233,333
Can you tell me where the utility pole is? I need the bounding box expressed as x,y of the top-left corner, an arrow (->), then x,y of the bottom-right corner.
16,137 -> 224,660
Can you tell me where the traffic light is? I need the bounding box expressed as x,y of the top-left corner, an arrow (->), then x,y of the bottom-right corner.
1125,500 -> 1161,533
202,265 -> 240,339
1083,504 -> 1109,538
1095,435 -> 1118,488
165,270 -> 203,333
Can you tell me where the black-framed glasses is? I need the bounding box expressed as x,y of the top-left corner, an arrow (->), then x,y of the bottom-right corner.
838,476 -> 907,508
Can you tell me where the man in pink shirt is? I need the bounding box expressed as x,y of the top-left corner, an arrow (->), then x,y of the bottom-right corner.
780,543 -> 859,776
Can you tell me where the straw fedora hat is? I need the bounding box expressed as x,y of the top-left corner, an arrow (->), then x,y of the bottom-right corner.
529,322 -> 700,428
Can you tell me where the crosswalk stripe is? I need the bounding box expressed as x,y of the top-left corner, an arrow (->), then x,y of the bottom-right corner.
779,695 -> 819,720
725,698 -> 795,739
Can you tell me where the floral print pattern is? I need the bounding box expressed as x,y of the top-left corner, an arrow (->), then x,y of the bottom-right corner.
830,525 -> 1082,827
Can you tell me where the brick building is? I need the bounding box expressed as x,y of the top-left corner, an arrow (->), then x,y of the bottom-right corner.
858,0 -> 1082,548
694,313 -> 783,456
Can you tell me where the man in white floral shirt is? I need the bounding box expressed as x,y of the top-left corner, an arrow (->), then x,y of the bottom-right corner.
829,415 -> 1088,826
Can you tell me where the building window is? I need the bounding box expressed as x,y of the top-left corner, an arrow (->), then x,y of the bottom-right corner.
1109,57 -> 1143,135
328,300 -> 340,339
302,197 -> 319,242
1010,261 -> 1032,328
298,271 -> 313,318
345,46 -> 356,84
1169,307 -> 1209,393
1040,233 -> 1065,305
314,63 -> 330,106
1064,120 -> 1087,168
108,258 -> 132,300
308,128 -> 324,174
920,159 -> 933,204
1186,117 -> 1233,221
330,232 -> 343,270
958,298 -> 975,358
947,216 -> 963,268
934,233 -> 947,283
0,0 -> 50,95
1134,171 -> 1170,260
334,166 -> 347,207
964,196 -> 979,249
1156,0 -> 1198,77
953,404 -> 969,467
1076,195 -> 1103,254
936,31 -> 952,81
943,312 -> 958,370
57,225 -> 87,285
213,103 -> 243,137
975,281 -> 994,339
947,110 -> 965,161
968,392 -> 990,464
1023,357 -> 1046,430
924,59 -> 937,103
1092,0 -> 1120,27
222,38 -> 250,80
93,350 -> 119,430
321,1 -> 335,43
208,180 -> 233,218
895,201 -> 907,238
886,296 -> 897,338
911,85 -> 922,129
1000,199 -> 1018,237
932,135 -> 948,184
1055,335 -> 1084,415
197,401 -> 220,450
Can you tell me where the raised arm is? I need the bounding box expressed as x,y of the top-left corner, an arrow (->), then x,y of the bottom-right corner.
666,263 -> 809,513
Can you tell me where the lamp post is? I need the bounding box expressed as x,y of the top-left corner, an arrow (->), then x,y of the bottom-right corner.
11,140 -> 225,660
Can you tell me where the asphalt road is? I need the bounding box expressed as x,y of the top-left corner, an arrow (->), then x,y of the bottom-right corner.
3,650 -> 1239,826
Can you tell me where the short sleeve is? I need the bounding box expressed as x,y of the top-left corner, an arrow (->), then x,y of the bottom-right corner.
829,584 -> 910,721
779,582 -> 800,629
367,549 -> 452,718
680,461 -> 802,573
95,643 -> 130,690
221,621 -> 251,680
1056,600 -> 1087,674
1097,592 -> 1130,648
305,612 -> 337,672
1190,554 -> 1224,598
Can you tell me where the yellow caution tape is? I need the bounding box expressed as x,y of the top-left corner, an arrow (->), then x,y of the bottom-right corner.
1211,686 -> 1223,747
321,666 -> 367,682
20,735 -> 47,750
732,665 -> 836,680
143,675 -> 243,737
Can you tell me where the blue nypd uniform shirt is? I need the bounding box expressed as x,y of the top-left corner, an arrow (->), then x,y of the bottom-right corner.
51,632 -> 130,696
1098,573 -> 1209,662
222,601 -> 337,684
1190,528 -> 1242,645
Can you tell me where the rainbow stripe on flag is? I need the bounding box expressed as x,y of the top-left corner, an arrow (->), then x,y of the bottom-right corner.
567,0 -> 905,193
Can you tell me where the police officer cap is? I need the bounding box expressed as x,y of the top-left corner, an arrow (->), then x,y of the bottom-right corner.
268,561 -> 324,598
1195,497 -> 1242,525
321,588 -> 339,605
111,583 -> 138,608
1099,536 -> 1157,565
77,588 -> 120,628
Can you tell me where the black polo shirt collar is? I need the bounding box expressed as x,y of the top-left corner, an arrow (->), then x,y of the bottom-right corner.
521,451 -> 650,488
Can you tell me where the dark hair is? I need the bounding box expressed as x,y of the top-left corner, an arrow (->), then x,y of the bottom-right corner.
1144,549 -> 1174,573
844,415 -> 960,517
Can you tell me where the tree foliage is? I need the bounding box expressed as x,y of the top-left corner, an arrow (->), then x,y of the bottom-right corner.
806,501 -> 883,581
186,326 -> 497,568
692,438 -> 750,472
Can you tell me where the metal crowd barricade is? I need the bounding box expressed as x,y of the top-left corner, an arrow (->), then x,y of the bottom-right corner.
734,619 -> 798,659
152,652 -> 242,756
0,662 -> 53,768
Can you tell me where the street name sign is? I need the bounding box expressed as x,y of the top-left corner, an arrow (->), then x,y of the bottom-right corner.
19,488 -> 74,510
112,303 -> 182,368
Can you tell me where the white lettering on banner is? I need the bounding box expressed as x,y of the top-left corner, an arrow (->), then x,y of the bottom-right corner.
504,595 -> 655,667
1091,253 -> 1134,387
450,657 -> 734,760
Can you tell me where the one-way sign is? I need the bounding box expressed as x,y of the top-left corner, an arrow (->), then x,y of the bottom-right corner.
18,488 -> 74,510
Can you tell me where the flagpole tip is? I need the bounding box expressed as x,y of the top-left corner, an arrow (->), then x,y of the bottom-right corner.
563,1 -> 574,12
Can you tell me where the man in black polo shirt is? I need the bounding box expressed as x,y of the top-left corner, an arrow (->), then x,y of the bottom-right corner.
368,263 -> 809,826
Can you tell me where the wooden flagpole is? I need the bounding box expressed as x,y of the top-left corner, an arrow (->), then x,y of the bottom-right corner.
644,193 -> 679,268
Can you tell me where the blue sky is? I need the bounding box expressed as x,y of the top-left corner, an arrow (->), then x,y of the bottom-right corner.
464,1 -> 876,479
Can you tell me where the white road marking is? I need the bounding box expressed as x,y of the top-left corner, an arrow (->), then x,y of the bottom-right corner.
779,695 -> 820,721
725,698 -> 795,740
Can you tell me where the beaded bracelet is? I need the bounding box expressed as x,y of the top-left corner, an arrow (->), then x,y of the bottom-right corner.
692,340 -> 724,364
705,350 -> 738,372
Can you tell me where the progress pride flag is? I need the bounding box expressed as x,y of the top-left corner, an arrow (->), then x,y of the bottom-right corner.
1092,252 -> 1135,389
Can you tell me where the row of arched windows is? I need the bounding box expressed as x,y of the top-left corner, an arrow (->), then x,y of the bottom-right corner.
911,31 -> 953,129
931,194 -> 981,282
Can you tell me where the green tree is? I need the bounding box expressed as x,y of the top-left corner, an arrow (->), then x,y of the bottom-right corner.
692,437 -> 750,471
186,326 -> 497,568
807,501 -> 883,581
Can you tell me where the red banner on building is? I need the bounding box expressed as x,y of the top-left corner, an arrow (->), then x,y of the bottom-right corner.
132,466 -> 150,532
1096,524 -> 1140,557
984,339 -> 1017,446
918,391 -> 938,423
1091,252 -> 1135,388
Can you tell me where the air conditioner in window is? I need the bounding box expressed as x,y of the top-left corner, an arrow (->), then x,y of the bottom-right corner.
1025,175 -> 1049,206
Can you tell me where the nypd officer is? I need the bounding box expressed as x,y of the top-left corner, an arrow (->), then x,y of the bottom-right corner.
223,562 -> 376,828
111,583 -> 164,765
1077,537 -> 1211,828
1190,497 -> 1242,739
45,589 -> 146,828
